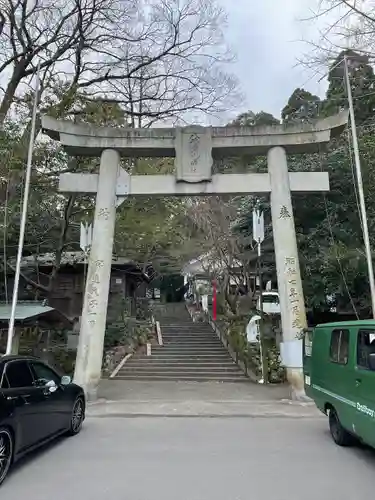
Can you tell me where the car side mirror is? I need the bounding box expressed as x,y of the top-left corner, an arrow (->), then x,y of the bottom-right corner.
61,375 -> 72,386
45,380 -> 57,393
368,353 -> 375,371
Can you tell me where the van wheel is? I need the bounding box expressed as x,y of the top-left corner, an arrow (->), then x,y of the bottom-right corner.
328,408 -> 353,446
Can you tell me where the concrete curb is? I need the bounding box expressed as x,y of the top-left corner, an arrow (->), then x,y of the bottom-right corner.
88,398 -> 315,406
156,321 -> 163,346
86,399 -> 322,419
88,413 -> 322,419
109,353 -> 133,379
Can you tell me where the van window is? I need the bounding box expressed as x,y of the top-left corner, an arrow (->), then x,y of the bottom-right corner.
330,329 -> 349,364
357,329 -> 375,370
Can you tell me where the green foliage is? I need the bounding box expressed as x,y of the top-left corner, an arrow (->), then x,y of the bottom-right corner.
230,51 -> 375,318
3,42 -> 375,323
0,97 -> 200,296
281,88 -> 321,124
104,319 -> 152,350
52,350 -> 77,376
220,315 -> 285,383
114,159 -> 203,274
321,50 -> 375,124
229,110 -> 280,127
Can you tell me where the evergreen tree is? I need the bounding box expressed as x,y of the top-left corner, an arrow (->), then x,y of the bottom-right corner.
231,53 -> 375,317
322,49 -> 375,125
282,88 -> 321,124
229,110 -> 279,127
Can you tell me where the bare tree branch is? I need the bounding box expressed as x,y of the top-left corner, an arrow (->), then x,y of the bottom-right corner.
0,0 -> 240,126
300,1 -> 375,70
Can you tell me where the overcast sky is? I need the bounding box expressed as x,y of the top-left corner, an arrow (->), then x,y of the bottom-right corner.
220,0 -> 326,120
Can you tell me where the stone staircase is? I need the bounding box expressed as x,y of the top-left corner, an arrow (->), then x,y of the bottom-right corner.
114,303 -> 248,382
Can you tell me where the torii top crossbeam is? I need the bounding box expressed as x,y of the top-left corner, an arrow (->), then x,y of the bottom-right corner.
42,112 -> 347,158
41,112 -> 347,185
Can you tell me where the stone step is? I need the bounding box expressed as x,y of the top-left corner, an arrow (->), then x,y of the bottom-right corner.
161,321 -> 209,324
124,360 -> 236,367
161,337 -> 218,342
135,349 -> 227,355
160,346 -> 224,351
145,354 -> 230,359
161,332 -> 217,336
161,332 -> 214,336
161,345 -> 223,349
162,330 -> 217,334
149,351 -> 228,357
114,374 -> 248,382
162,330 -> 215,334
161,342 -> 221,346
161,341 -> 221,346
158,316 -> 191,319
161,325 -> 211,329
162,333 -> 219,337
132,355 -> 232,361
162,334 -> 215,337
119,365 -> 241,374
159,318 -> 193,321
151,346 -> 226,351
161,330 -> 218,338
133,351 -> 230,357
123,358 -> 237,365
161,340 -> 222,345
158,315 -> 191,319
161,321 -> 207,324
161,328 -> 213,332
161,348 -> 224,352
111,308 -> 247,382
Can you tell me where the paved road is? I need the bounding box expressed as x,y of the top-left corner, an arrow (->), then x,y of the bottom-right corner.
97,379 -> 292,402
2,416 -> 375,499
92,379 -> 321,418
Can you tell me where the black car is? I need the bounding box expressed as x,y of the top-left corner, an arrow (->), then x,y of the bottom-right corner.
0,355 -> 85,486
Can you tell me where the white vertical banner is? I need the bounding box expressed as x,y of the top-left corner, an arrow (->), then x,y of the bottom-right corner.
80,222 -> 93,254
253,205 -> 264,247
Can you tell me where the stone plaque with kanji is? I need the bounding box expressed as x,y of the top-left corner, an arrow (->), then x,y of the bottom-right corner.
174,126 -> 213,183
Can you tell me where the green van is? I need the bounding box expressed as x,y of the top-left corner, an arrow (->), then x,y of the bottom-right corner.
303,320 -> 375,448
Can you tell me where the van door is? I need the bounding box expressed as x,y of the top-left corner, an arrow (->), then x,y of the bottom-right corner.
323,328 -> 356,433
353,328 -> 375,447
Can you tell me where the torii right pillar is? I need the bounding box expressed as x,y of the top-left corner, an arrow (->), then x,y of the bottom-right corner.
268,146 -> 308,399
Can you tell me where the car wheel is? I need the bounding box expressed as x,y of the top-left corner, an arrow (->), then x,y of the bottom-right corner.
68,397 -> 85,436
329,408 -> 353,446
0,428 -> 13,487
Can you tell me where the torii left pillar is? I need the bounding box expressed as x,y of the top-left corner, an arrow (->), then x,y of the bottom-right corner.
74,149 -> 120,400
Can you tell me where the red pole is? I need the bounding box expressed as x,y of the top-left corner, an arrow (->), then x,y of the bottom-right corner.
212,280 -> 217,321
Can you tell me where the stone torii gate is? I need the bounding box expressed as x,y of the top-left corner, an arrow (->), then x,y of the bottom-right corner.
41,112 -> 347,401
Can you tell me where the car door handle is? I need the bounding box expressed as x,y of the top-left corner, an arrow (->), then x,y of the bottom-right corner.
356,379 -> 362,387
6,396 -> 18,401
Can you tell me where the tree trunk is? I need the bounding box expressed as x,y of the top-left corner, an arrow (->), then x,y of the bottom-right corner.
46,195 -> 76,293
0,61 -> 28,125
